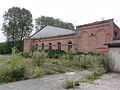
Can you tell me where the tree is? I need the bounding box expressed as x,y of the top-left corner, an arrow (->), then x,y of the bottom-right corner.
35,16 -> 74,32
2,7 -> 33,45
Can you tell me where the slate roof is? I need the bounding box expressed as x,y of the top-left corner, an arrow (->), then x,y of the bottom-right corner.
30,26 -> 76,39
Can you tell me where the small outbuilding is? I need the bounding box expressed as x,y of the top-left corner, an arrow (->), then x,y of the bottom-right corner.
105,40 -> 120,72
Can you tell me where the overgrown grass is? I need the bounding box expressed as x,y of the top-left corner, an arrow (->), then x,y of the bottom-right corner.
65,70 -> 105,89
0,49 -> 114,84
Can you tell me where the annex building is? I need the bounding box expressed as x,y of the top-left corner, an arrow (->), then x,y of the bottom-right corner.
24,19 -> 120,54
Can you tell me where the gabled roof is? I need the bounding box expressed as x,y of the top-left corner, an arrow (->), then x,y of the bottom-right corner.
30,26 -> 76,39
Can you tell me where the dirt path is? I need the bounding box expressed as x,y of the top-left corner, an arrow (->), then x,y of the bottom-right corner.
0,70 -> 92,90
73,73 -> 120,90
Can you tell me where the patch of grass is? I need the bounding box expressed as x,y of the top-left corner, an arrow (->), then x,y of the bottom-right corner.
0,57 -> 9,63
33,67 -> 45,78
86,70 -> 105,81
79,78 -> 89,83
0,81 -> 6,84
65,70 -> 105,89
65,80 -> 79,89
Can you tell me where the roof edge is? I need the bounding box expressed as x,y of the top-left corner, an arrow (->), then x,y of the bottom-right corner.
30,33 -> 76,39
77,19 -> 114,28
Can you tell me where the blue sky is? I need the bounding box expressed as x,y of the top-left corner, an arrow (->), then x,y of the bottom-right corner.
0,0 -> 120,42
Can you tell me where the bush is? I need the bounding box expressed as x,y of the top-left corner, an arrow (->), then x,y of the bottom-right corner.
44,49 -> 66,58
18,52 -> 31,58
12,46 -> 18,55
65,80 -> 79,89
32,51 -> 48,60
30,45 -> 37,54
99,55 -> 115,72
0,56 -> 35,82
0,65 -> 26,82
32,51 -> 48,66
68,49 -> 74,60
60,54 -> 70,60
0,41 -> 23,54
0,42 -> 11,54
33,67 -> 45,78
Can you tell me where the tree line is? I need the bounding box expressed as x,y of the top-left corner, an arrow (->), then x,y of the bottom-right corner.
1,7 -> 74,54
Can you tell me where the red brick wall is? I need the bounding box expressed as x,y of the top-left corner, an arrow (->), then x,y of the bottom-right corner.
24,34 -> 76,52
76,20 -> 114,54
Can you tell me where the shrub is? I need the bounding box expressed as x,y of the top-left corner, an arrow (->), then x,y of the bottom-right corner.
60,54 -> 70,60
0,41 -> 23,54
68,49 -> 74,60
32,51 -> 48,60
60,50 -> 74,60
52,65 -> 66,73
33,67 -> 45,78
0,64 -> 26,82
0,56 -> 35,82
0,42 -> 11,54
12,46 -> 18,55
99,55 -> 115,72
44,49 -> 65,58
18,52 -> 31,58
30,45 -> 37,55
65,80 -> 79,89
32,51 -> 48,66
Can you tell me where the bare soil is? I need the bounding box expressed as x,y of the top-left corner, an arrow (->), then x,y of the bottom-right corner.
74,73 -> 120,90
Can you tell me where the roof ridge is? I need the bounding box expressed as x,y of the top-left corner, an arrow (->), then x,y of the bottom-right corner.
77,19 -> 114,28
46,25 -> 75,31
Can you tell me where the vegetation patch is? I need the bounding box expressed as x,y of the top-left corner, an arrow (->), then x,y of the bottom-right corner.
0,47 -> 114,84
64,70 -> 105,89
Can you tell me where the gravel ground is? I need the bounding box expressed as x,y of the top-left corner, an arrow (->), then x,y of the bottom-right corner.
0,70 -> 119,90
73,73 -> 120,90
0,70 -> 92,90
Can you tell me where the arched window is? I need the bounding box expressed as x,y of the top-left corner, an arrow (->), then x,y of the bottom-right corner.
68,42 -> 72,51
42,43 -> 44,50
49,43 -> 52,49
58,42 -> 61,50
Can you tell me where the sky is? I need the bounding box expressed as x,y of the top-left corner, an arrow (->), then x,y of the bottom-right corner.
0,0 -> 120,42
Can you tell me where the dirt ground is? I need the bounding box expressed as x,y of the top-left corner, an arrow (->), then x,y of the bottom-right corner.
74,73 -> 120,90
0,70 -> 92,90
0,71 -> 120,90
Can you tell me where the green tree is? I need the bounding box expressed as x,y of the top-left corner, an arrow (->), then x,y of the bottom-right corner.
35,16 -> 74,31
2,7 -> 33,46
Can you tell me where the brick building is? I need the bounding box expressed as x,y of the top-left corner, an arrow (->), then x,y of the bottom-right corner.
24,19 -> 120,54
